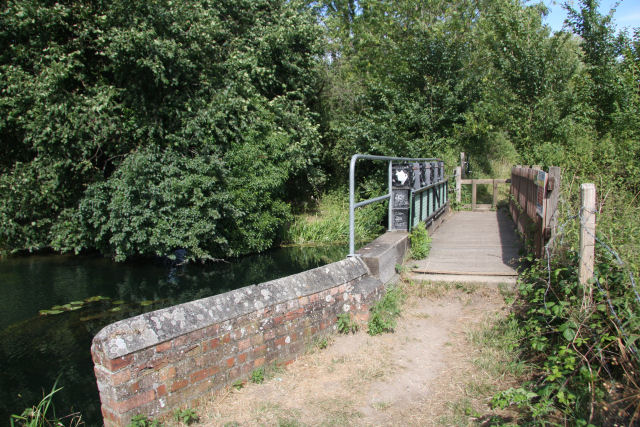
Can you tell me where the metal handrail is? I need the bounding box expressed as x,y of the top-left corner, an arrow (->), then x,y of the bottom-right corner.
348,154 -> 441,256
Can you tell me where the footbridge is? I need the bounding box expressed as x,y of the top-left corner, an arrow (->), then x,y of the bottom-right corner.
350,155 -> 561,285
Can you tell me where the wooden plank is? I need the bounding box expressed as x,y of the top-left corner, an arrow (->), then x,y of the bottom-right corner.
461,179 -> 509,185
412,269 -> 518,277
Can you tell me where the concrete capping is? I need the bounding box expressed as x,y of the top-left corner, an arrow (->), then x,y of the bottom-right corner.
356,204 -> 450,283
92,257 -> 370,360
357,232 -> 409,283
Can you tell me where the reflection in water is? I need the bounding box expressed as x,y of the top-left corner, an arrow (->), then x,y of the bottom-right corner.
0,245 -> 346,425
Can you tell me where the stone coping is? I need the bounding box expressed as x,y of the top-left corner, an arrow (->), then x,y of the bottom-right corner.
92,257 -> 370,361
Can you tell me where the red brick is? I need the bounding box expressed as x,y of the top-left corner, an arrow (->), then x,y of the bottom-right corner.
254,357 -> 265,368
205,338 -> 220,352
238,338 -> 251,351
155,341 -> 171,353
228,366 -> 241,380
131,381 -> 140,394
160,366 -> 177,381
101,406 -> 118,423
250,334 -> 264,346
113,389 -> 155,413
252,344 -> 267,358
171,379 -> 188,392
108,367 -> 131,386
105,354 -> 134,372
237,353 -> 247,364
274,337 -> 286,347
156,384 -> 167,397
285,307 -> 304,321
273,315 -> 284,326
190,366 -> 219,384
222,333 -> 231,344
309,293 -> 320,303
226,357 -> 235,368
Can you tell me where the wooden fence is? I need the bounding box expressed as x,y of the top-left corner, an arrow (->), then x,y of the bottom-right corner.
509,166 -> 561,257
454,167 -> 510,211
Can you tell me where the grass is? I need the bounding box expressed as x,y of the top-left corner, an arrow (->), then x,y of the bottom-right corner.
467,314 -> 528,379
284,191 -> 385,245
10,379 -> 83,427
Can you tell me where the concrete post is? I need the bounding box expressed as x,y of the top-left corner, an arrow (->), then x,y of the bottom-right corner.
580,183 -> 596,310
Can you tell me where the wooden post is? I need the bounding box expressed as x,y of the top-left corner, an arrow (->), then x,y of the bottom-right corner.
492,179 -> 498,208
580,183 -> 596,310
460,152 -> 466,178
455,166 -> 462,203
471,180 -> 477,211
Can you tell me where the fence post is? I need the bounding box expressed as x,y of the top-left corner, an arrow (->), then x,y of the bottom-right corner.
492,179 -> 498,208
460,152 -> 466,178
580,183 -> 596,310
545,167 -> 561,254
455,166 -> 461,203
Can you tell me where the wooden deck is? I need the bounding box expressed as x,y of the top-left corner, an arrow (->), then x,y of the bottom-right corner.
409,210 -> 521,284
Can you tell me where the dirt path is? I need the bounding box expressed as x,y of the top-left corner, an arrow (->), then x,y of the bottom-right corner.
185,281 -> 516,426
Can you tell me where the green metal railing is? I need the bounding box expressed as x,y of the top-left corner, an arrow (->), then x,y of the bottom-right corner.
409,180 -> 448,230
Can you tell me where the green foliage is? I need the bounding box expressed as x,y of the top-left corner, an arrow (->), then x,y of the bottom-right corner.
0,0 -> 323,260
336,313 -> 358,334
315,337 -> 328,350
128,415 -> 162,427
173,408 -> 199,425
368,285 -> 404,336
409,222 -> 431,260
10,380 -> 82,427
250,367 -> 265,384
495,239 -> 640,424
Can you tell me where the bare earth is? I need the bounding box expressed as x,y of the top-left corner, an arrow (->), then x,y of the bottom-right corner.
167,281 -> 517,426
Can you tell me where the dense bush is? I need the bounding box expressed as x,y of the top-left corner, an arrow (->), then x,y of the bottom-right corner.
0,0 -> 323,260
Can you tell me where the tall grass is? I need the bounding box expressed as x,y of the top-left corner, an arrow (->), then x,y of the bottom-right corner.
284,192 -> 386,246
10,380 -> 82,427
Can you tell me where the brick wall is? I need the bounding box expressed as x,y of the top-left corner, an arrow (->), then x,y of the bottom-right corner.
91,257 -> 385,426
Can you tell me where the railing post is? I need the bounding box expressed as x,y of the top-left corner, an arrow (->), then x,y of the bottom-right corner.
455,166 -> 461,203
388,160 -> 393,231
580,183 -> 596,310
349,156 -> 357,256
